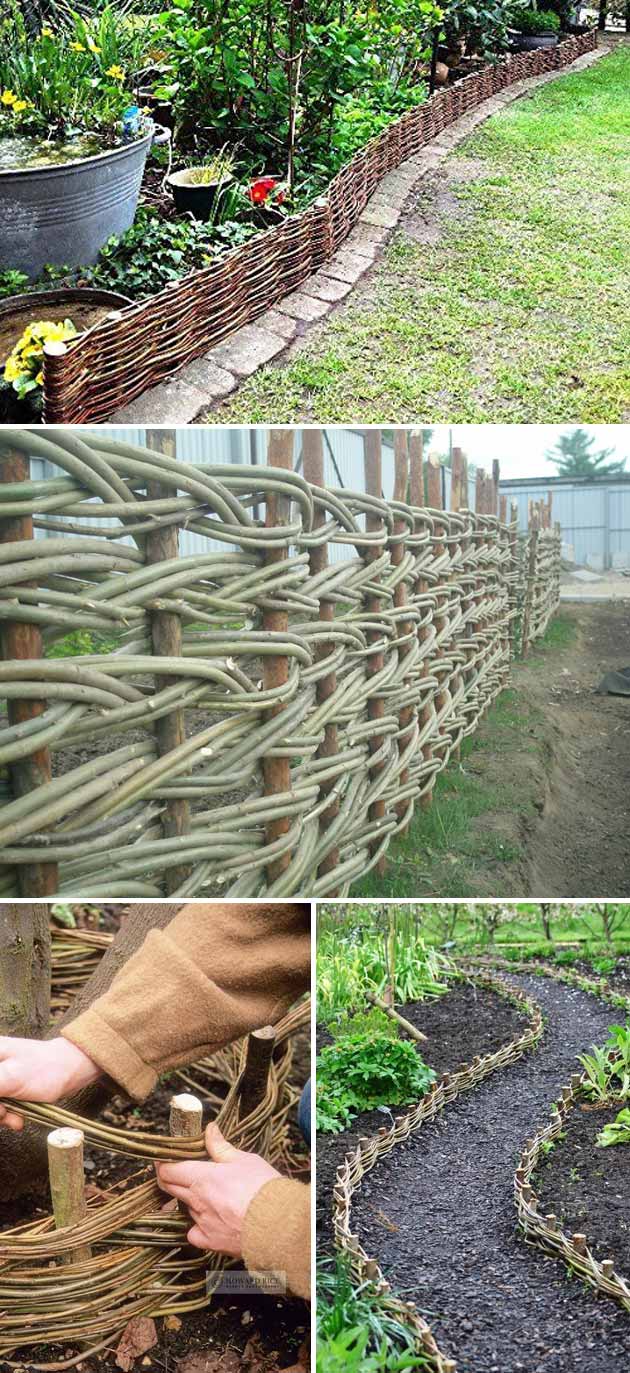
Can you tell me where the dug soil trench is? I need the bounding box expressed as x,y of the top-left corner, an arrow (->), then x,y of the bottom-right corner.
469,601 -> 630,898
349,972 -> 630,1373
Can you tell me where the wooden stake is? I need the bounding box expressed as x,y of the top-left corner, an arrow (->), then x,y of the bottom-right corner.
450,447 -> 465,512
0,451 -> 58,895
362,430 -> 387,875
366,991 -> 428,1043
145,429 -> 191,893
239,1024 -> 277,1119
170,1093 -> 203,1217
426,454 -> 442,509
492,460 -> 500,517
409,433 -> 435,815
302,429 -> 339,885
47,1127 -> 91,1264
262,430 -> 295,883
392,433 -> 414,830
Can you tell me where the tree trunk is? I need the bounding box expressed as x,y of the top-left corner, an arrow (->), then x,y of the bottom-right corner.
0,902 -> 182,1201
0,903 -> 50,1039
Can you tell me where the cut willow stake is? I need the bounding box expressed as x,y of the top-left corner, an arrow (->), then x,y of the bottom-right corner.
262,430 -> 295,883
302,428 -> 340,886
239,1025 -> 277,1120
0,450 -> 58,896
392,432 -> 414,831
367,991 -> 428,1043
363,429 -> 387,875
47,1126 -> 91,1264
145,428 -> 192,893
170,1093 -> 204,1217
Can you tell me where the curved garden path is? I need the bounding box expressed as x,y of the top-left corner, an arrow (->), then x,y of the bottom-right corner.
349,973 -> 630,1372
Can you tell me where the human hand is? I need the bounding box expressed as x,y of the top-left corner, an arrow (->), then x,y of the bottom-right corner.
155,1121 -> 281,1256
0,1036 -> 101,1131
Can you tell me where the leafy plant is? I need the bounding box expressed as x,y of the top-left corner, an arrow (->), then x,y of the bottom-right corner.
597,1106 -> 630,1148
0,1 -> 146,139
73,206 -> 257,299
317,1255 -> 428,1371
3,317 -> 77,398
317,1022 -> 435,1133
515,8 -> 561,33
0,269 -> 29,299
180,149 -> 236,184
579,1024 -> 630,1102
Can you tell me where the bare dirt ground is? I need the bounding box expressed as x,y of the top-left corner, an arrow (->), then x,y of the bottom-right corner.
477,602 -> 630,897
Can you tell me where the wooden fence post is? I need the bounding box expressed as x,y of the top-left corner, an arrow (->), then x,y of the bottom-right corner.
239,1025 -> 277,1119
262,430 -> 295,885
409,432 -> 435,815
301,429 -> 339,885
145,429 -> 191,894
47,1127 -> 91,1264
450,448 -> 468,762
521,506 -> 540,656
362,430 -> 387,875
392,432 -> 415,831
426,455 -> 450,785
0,450 -> 58,896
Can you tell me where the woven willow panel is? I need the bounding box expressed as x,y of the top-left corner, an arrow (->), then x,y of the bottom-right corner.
0,431 -> 561,897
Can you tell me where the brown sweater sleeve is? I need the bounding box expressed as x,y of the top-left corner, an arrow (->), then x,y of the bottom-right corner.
242,1178 -> 311,1300
61,902 -> 310,1099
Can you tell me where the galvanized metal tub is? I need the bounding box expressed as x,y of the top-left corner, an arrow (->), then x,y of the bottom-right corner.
0,128 -> 155,280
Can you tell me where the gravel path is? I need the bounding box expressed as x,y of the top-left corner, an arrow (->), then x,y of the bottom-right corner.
350,973 -> 630,1372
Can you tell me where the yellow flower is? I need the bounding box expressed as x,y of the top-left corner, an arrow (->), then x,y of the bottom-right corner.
70,41 -> 85,52
87,37 -> 101,53
35,370 -> 44,385
40,25 -> 54,38
105,64 -> 125,81
1,90 -> 17,106
12,100 -> 29,114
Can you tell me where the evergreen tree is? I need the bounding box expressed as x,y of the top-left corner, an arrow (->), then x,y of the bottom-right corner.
546,428 -> 626,478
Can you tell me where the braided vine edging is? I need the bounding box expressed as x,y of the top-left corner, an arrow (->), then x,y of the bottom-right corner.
463,955 -> 630,1313
331,969 -> 544,1372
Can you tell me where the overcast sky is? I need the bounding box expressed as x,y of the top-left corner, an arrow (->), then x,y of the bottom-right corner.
426,425 -> 630,478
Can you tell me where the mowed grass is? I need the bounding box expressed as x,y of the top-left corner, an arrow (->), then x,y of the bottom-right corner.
351,613 -> 577,900
210,48 -> 630,423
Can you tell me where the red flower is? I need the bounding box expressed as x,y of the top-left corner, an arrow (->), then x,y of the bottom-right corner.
248,175 -> 284,205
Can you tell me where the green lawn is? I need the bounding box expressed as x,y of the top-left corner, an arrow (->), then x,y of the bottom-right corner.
350,613 -> 578,901
210,47 -> 630,424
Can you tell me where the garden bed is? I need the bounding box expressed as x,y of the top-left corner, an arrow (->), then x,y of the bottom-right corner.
317,979 -> 530,1255
31,30 -> 595,424
535,1097 -> 630,1272
343,971 -> 630,1372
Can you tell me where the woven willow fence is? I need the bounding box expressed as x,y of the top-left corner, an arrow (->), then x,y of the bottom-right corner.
38,31 -> 597,424
0,923 -> 310,1365
0,429 -> 561,899
332,968 -> 545,1373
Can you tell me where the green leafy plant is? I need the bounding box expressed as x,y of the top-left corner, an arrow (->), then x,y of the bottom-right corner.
0,269 -> 29,299
597,1106 -> 630,1148
317,1022 -> 435,1133
0,1 -> 146,140
516,8 -> 561,33
180,150 -> 235,184
317,1255 -> 429,1371
579,1023 -> 630,1102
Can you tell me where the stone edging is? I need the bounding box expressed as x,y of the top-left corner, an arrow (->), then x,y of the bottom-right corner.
112,39 -> 608,423
331,969 -> 544,1373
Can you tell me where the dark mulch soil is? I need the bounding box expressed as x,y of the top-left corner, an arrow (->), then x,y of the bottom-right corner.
348,973 -> 630,1372
317,980 -> 529,1256
536,1096 -> 630,1271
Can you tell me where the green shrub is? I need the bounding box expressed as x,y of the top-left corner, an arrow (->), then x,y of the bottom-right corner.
317,1024 -> 435,1133
517,9 -> 561,33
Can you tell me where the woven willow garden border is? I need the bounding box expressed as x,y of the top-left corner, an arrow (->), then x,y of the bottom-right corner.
0,978 -> 310,1366
464,955 -> 630,1312
0,429 -> 561,899
331,969 -> 545,1373
35,31 -> 597,424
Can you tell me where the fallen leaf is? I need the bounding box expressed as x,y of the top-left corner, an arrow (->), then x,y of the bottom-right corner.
115,1317 -> 158,1371
164,1315 -> 182,1332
